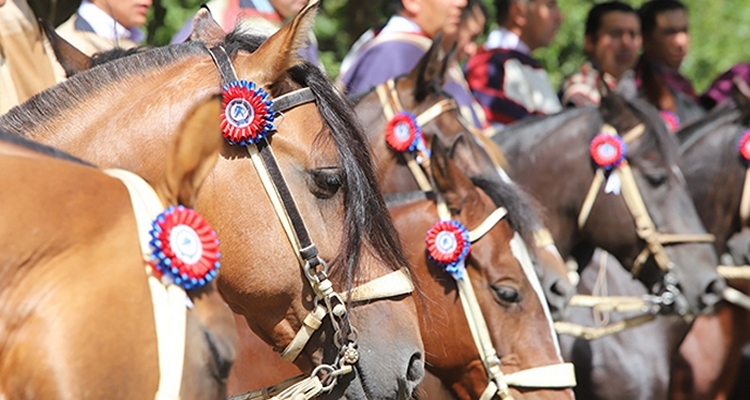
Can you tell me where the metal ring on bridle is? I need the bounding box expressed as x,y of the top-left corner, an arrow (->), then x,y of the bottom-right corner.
304,258 -> 330,283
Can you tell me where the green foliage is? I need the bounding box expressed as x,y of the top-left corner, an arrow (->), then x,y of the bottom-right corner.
144,0 -> 750,93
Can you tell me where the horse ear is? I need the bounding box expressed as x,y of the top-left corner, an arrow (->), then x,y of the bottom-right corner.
731,75 -> 750,115
430,136 -> 475,213
39,18 -> 91,77
597,73 -> 613,100
237,0 -> 319,85
408,33 -> 447,101
613,70 -> 638,100
190,6 -> 226,46
157,94 -> 224,208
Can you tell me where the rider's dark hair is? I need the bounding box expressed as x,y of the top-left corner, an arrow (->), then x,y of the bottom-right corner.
637,0 -> 687,37
585,2 -> 637,38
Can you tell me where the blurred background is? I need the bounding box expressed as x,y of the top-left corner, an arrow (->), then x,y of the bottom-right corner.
28,0 -> 750,93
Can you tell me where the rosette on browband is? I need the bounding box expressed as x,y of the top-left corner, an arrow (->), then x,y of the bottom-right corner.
426,220 -> 471,279
149,205 -> 221,290
659,110 -> 680,132
739,130 -> 750,164
386,111 -> 424,153
590,133 -> 626,170
221,80 -> 275,145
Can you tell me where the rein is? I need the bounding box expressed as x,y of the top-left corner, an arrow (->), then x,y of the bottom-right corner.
377,80 -> 575,398
104,169 -> 188,400
206,46 -> 414,399
576,123 -> 714,317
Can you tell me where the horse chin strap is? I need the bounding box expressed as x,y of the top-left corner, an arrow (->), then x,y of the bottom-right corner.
434,199 -> 576,400
104,169 -> 187,400
576,124 -> 715,316
207,46 -> 415,400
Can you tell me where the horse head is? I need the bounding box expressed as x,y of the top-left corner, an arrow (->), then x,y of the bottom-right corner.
387,138 -> 575,399
0,2 -> 425,398
496,80 -> 724,316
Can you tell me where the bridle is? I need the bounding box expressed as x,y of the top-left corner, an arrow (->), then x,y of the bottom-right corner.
576,123 -> 715,316
376,79 -> 576,399
206,46 -> 415,399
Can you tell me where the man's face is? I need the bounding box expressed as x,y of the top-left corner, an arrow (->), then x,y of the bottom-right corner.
269,0 -> 309,19
456,6 -> 485,61
643,8 -> 690,70
410,0 -> 467,39
92,0 -> 152,28
586,11 -> 641,79
522,0 -> 563,51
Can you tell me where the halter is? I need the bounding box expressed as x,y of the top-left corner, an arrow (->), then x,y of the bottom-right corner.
377,78 -> 575,398
576,123 -> 715,316
207,46 -> 414,399
104,169 -> 189,400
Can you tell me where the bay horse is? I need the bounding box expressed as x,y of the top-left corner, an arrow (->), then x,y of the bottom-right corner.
0,96 -> 237,399
349,35 -> 576,323
670,78 -> 750,400
389,139 -> 576,399
490,77 -> 725,399
0,2 -> 425,399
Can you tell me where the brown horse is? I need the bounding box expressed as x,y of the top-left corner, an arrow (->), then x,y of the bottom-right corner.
0,96 -> 237,399
671,79 -> 750,400
349,36 -> 576,322
0,2 -> 424,399
388,139 -> 576,399
492,77 -> 725,399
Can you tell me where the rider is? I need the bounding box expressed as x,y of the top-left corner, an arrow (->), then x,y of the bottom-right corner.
0,0 -> 65,114
635,0 -> 698,114
465,0 -> 563,129
56,0 -> 151,56
560,1 -> 641,107
337,0 -> 467,97
170,0 -> 320,67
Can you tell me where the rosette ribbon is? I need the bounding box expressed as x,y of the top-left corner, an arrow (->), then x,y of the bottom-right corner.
221,80 -> 275,146
590,134 -> 626,170
739,130 -> 750,164
426,220 -> 471,280
149,205 -> 221,290
386,111 -> 424,153
659,110 -> 681,132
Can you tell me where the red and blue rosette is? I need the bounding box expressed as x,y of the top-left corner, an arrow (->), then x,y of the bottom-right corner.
386,111 -> 422,153
221,80 -> 275,146
738,130 -> 750,164
590,134 -> 626,170
426,220 -> 471,279
149,205 -> 221,290
659,110 -> 681,132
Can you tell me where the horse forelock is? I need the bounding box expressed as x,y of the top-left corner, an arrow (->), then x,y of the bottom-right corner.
471,176 -> 539,257
624,97 -> 681,166
286,63 -> 411,291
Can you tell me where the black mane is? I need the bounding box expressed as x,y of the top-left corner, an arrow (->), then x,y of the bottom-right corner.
0,129 -> 94,166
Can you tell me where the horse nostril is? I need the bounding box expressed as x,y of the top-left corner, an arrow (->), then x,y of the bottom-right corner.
406,352 -> 425,384
701,278 -> 727,310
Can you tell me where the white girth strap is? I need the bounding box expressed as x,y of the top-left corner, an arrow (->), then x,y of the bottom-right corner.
104,169 -> 186,400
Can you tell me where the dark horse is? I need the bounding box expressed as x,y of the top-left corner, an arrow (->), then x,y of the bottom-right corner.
0,96 -> 237,399
491,78 -> 725,399
0,2 -> 424,399
671,78 -> 750,400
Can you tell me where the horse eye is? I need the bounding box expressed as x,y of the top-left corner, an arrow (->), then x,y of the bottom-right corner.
644,168 -> 668,187
491,284 -> 521,304
307,167 -> 343,199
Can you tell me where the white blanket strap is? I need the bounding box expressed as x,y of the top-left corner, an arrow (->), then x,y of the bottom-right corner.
104,169 -> 186,400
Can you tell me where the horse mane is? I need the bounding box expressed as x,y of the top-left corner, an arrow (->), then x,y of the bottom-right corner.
493,107 -> 593,150
623,95 -> 681,166
678,102 -> 741,151
0,129 -> 94,166
0,29 -> 410,288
